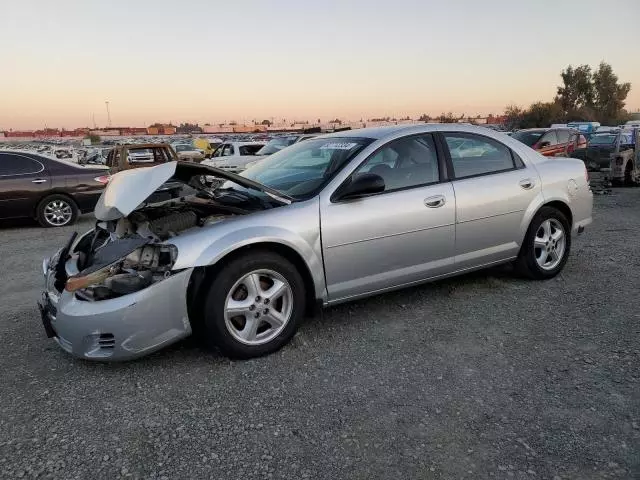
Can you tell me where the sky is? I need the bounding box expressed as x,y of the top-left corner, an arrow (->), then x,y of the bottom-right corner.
1,0 -> 638,130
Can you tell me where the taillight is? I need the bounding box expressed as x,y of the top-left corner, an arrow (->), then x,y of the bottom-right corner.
94,175 -> 110,184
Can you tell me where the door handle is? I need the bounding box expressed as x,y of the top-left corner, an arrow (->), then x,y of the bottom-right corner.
31,179 -> 47,184
519,178 -> 535,190
424,195 -> 446,208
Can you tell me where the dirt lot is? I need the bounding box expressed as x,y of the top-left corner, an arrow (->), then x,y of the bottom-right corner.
0,190 -> 639,480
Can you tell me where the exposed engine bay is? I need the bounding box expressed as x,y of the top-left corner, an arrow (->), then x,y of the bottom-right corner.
67,197 -> 238,301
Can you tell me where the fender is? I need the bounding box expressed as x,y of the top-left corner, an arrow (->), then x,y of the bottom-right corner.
167,199 -> 327,301
192,226 -> 326,301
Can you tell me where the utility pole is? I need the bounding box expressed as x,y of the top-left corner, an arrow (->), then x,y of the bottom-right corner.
105,101 -> 112,127
92,113 -> 96,129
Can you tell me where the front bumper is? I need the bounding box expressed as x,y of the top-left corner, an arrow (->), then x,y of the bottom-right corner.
39,267 -> 194,361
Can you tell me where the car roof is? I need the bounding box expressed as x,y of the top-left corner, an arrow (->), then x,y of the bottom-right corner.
318,124 -> 522,141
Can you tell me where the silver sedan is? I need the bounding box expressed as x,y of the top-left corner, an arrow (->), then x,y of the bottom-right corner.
39,124 -> 593,361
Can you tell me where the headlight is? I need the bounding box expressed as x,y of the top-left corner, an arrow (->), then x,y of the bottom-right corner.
67,244 -> 178,300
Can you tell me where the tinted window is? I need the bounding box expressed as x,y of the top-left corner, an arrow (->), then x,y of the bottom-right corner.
0,153 -> 44,175
540,131 -> 558,145
443,133 -> 515,178
556,129 -> 570,143
239,145 -> 263,155
512,130 -> 544,147
354,134 -> 439,191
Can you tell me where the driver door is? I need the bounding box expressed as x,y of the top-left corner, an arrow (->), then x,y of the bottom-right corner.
320,134 -> 456,302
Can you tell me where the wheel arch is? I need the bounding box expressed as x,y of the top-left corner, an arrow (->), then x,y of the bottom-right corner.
33,191 -> 78,217
186,241 -> 321,330
518,197 -> 573,252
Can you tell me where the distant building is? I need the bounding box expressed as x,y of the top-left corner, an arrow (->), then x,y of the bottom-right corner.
147,124 -> 177,135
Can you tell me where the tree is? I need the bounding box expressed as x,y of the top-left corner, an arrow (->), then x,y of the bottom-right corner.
556,64 -> 594,115
503,105 -> 525,130
418,113 -> 431,122
438,112 -> 457,123
260,119 -> 272,126
519,101 -> 565,128
329,118 -> 342,124
592,62 -> 632,125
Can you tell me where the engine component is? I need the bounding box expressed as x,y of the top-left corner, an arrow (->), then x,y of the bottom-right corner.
124,244 -> 177,271
148,211 -> 198,239
105,271 -> 153,295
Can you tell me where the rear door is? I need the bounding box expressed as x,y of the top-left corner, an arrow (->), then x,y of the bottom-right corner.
440,132 -> 541,270
0,153 -> 50,219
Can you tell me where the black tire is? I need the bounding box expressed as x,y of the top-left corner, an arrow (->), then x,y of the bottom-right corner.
202,250 -> 306,359
624,161 -> 638,187
36,194 -> 79,228
515,206 -> 571,280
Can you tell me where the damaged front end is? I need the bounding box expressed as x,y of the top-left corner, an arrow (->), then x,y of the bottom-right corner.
39,161 -> 280,360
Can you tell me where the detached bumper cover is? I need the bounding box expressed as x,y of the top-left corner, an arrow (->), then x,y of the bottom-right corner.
41,268 -> 194,361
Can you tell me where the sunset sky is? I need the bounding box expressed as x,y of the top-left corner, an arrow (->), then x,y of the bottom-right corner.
1,0 -> 638,130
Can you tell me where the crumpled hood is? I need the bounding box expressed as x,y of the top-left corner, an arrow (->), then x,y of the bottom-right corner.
94,161 -> 292,221
95,162 -> 178,221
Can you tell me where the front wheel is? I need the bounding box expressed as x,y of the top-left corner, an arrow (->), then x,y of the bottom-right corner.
515,207 -> 571,279
202,251 -> 306,359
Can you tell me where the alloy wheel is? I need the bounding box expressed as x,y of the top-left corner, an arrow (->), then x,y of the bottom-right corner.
44,200 -> 73,226
534,219 -> 566,271
224,269 -> 293,345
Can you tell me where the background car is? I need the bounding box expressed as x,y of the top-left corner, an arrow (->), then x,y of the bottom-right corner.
202,141 -> 266,172
0,150 -> 108,227
512,128 -> 586,157
175,144 -> 206,162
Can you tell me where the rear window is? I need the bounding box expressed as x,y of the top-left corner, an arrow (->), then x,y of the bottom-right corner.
512,131 -> 544,147
0,153 -> 44,175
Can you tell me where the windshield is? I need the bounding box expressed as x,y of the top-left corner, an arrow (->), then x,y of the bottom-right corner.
512,131 -> 544,147
256,137 -> 298,155
588,134 -> 617,146
220,137 -> 373,200
176,145 -> 191,151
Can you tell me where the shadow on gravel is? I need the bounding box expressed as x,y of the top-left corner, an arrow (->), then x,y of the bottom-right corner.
45,262 -> 520,368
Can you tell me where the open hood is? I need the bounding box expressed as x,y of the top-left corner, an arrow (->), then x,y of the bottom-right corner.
94,161 -> 292,221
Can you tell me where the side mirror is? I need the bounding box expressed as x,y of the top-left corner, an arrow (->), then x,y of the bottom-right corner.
335,173 -> 385,201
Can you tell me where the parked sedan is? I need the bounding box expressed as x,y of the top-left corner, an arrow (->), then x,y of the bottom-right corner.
39,125 -> 592,361
512,128 -> 586,157
1,151 -> 108,227
175,144 -> 206,162
202,141 -> 266,173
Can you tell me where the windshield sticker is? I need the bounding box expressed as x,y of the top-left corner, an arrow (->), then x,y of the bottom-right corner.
319,142 -> 358,150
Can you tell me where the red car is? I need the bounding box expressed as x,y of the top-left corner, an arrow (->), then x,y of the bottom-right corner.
512,128 -> 587,157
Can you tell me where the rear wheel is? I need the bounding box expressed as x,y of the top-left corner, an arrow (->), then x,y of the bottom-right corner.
202,251 -> 306,359
624,161 -> 639,187
515,207 -> 571,279
36,194 -> 78,227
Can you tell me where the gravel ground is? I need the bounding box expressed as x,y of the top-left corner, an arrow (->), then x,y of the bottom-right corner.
0,190 -> 639,480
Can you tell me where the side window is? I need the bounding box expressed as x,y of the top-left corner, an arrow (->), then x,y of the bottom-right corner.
540,130 -> 558,145
0,153 -> 44,175
221,144 -> 234,156
353,134 -> 439,192
239,145 -> 264,155
443,133 -> 515,179
153,148 -> 169,163
556,130 -> 570,144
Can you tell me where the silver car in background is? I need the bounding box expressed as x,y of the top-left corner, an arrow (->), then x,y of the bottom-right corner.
39,125 -> 593,361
